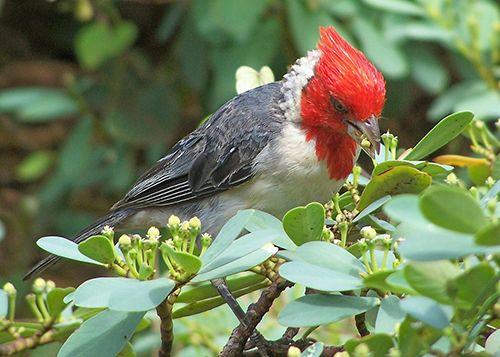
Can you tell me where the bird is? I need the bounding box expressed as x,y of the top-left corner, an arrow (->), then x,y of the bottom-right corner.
24,26 -> 385,301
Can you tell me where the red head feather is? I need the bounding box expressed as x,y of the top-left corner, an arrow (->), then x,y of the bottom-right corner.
300,26 -> 386,179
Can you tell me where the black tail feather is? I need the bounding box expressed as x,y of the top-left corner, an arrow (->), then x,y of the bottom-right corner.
23,209 -> 134,281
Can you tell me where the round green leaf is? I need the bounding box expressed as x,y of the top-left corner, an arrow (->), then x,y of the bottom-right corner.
47,287 -> 75,317
405,111 -> 474,160
74,278 -> 175,312
420,185 -> 487,233
475,222 -> 500,246
358,166 -> 432,211
383,194 -> 427,225
485,329 -> 500,355
302,342 -> 324,357
160,244 -> 202,275
279,261 -> 363,292
58,310 -> 144,357
78,235 -> 116,264
404,261 -> 459,304
282,202 -> 325,245
278,294 -> 379,327
37,236 -> 103,265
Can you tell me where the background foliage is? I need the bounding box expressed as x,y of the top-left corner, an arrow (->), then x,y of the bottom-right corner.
0,0 -> 499,355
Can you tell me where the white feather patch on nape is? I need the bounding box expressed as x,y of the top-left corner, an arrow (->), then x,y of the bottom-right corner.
279,50 -> 321,123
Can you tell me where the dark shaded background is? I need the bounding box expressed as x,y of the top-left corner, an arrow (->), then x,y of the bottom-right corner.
0,0 -> 498,289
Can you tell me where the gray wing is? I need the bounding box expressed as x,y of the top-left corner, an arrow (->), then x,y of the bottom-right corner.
112,82 -> 285,210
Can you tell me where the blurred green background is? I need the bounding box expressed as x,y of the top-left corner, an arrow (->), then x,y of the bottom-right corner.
0,0 -> 498,292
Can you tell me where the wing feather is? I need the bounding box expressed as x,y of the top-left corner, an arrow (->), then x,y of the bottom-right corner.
111,82 -> 284,211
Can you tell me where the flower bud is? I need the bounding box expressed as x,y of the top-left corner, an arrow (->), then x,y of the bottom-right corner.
485,176 -> 495,188
46,280 -> 56,292
445,173 -> 459,185
360,226 -> 377,239
487,197 -> 497,215
147,226 -> 161,241
353,343 -> 370,357
287,346 -> 301,357
3,282 -> 16,295
474,120 -> 484,129
335,213 -> 345,223
101,225 -> 114,240
189,217 -> 201,230
180,221 -> 190,232
118,234 -> 132,247
361,138 -> 371,149
33,278 -> 46,294
168,215 -> 181,227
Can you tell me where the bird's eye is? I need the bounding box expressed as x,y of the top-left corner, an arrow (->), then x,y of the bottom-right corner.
331,98 -> 348,114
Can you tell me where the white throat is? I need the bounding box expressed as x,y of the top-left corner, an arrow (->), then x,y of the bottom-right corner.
279,50 -> 321,123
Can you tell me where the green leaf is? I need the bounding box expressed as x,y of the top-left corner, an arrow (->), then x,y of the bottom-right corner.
160,244 -> 202,275
405,111 -> 474,160
408,46 -> 449,94
201,210 -> 256,266
74,278 -> 175,312
0,87 -> 78,122
448,263 -> 496,309
173,279 -> 269,318
16,151 -> 53,182
353,195 -> 391,223
358,166 -> 432,211
398,317 -> 442,355
404,261 -> 459,304
199,229 -> 278,275
481,180 -> 500,207
282,202 -> 325,245
193,0 -> 268,43
37,236 -> 103,265
362,0 -> 424,15
351,17 -> 408,78
0,290 -> 7,318
385,270 -> 418,295
118,342 -> 136,357
375,296 -> 406,334
475,222 -> 500,246
78,235 -> 116,265
372,160 -> 452,177
279,261 -> 363,292
278,294 -> 379,327
244,210 -> 296,250
138,264 -> 154,281
75,22 -> 138,70
396,222 -> 492,261
345,333 -> 394,357
286,0 -> 336,55
192,243 -> 277,282
47,288 -> 75,317
58,310 -> 144,357
290,241 -> 366,276
383,194 -> 427,225
420,185 -> 487,234
400,296 -> 452,329
177,273 -> 266,303
302,342 -> 323,357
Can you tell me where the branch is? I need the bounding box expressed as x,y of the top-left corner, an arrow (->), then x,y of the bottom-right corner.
355,313 -> 369,337
156,289 -> 180,357
0,324 -> 60,356
220,277 -> 292,356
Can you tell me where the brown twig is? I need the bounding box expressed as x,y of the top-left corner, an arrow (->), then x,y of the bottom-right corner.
0,326 -> 56,356
156,289 -> 180,357
219,278 -> 292,356
354,313 -> 369,337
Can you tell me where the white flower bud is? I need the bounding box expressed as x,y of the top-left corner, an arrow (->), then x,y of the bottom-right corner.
3,282 -> 16,295
188,217 -> 201,230
118,234 -> 132,247
167,215 -> 181,227
147,226 -> 161,241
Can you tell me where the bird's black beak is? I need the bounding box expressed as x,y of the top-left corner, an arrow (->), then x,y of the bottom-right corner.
346,115 -> 381,159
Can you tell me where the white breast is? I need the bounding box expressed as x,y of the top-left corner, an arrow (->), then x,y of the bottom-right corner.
233,122 -> 345,218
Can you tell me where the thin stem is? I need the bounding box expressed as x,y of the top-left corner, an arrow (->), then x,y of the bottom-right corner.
156,289 -> 180,357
